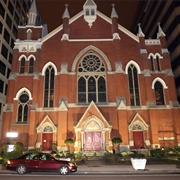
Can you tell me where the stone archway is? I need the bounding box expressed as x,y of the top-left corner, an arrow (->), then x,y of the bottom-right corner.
74,101 -> 112,153
128,113 -> 150,149
36,115 -> 57,151
84,120 -> 102,151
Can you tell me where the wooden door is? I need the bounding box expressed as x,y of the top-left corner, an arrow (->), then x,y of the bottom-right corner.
42,133 -> 52,150
133,131 -> 144,148
84,131 -> 102,151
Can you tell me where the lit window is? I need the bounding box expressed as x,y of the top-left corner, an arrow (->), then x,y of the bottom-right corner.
155,81 -> 165,105
128,65 -> 140,106
17,92 -> 29,122
44,66 -> 55,107
78,53 -> 106,103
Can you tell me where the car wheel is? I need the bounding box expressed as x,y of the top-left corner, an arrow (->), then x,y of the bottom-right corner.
16,165 -> 27,175
59,165 -> 69,175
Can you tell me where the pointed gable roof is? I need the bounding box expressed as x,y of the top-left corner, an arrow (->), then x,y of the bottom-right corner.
75,101 -> 112,129
36,115 -> 57,133
85,0 -> 96,6
42,4 -> 139,43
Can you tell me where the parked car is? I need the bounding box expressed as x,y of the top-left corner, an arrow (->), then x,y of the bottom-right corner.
6,152 -> 77,175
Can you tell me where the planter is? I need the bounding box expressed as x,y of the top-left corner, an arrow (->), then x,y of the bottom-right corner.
131,158 -> 147,170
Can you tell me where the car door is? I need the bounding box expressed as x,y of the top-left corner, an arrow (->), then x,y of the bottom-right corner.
39,154 -> 59,171
26,154 -> 40,172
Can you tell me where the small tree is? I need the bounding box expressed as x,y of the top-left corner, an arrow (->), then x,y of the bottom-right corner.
64,138 -> 74,153
112,137 -> 122,153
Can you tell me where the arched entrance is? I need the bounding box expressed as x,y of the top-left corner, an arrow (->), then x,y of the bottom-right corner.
36,115 -> 57,151
74,102 -> 112,153
42,126 -> 53,151
128,113 -> 150,149
84,120 -> 102,151
132,124 -> 144,149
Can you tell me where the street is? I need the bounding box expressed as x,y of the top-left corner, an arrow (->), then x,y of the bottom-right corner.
0,173 -> 180,180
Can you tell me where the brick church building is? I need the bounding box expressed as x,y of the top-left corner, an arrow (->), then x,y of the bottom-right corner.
1,0 -> 180,153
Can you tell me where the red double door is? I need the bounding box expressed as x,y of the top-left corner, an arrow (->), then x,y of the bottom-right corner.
84,131 -> 102,151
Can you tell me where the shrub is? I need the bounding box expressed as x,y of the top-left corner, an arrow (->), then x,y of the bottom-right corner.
150,148 -> 165,158
28,148 -> 38,153
112,137 -> 122,144
14,142 -> 24,153
2,151 -> 22,166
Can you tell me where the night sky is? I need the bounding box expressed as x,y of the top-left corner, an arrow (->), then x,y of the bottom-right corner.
36,0 -> 140,33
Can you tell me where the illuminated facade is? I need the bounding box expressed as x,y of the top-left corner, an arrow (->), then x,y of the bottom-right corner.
1,0 -> 180,153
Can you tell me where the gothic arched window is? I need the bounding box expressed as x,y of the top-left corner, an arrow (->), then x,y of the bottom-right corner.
128,64 -> 140,106
28,57 -> 34,73
155,81 -> 165,105
150,55 -> 155,71
44,66 -> 55,107
78,53 -> 106,103
27,29 -> 32,40
156,55 -> 161,71
17,91 -> 29,122
19,57 -> 25,74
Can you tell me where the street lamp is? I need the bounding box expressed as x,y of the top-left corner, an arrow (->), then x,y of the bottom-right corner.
6,132 -> 18,138
6,132 -> 18,152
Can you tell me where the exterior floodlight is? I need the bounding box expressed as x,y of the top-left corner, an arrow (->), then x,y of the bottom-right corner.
6,132 -> 18,138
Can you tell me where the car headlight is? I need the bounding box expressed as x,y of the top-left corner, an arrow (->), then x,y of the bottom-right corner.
7,160 -> 11,165
68,162 -> 75,167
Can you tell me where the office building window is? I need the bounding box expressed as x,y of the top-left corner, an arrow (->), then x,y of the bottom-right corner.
0,61 -> 6,75
0,21 -> 2,34
9,53 -> 12,64
6,14 -> 12,29
8,1 -> 14,16
1,44 -> 8,59
4,29 -> 10,44
0,3 -> 5,18
0,80 -> 4,93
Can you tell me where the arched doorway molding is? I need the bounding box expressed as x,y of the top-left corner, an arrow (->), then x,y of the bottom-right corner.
128,113 -> 150,148
74,102 -> 112,152
36,115 -> 57,150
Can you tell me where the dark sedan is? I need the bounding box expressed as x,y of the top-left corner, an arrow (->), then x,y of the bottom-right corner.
6,152 -> 77,175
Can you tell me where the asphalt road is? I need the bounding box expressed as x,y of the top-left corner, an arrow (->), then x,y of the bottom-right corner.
0,174 -> 180,180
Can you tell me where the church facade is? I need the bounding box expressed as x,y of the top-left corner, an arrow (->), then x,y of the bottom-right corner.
1,0 -> 180,153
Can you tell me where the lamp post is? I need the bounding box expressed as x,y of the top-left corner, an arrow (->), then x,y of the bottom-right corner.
6,132 -> 18,152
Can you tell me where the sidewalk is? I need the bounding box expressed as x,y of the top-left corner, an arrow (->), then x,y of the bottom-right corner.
76,164 -> 180,174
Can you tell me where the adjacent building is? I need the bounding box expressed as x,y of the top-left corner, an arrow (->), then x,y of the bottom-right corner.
131,0 -> 180,103
1,0 -> 180,154
0,0 -> 43,139
0,0 -> 33,139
